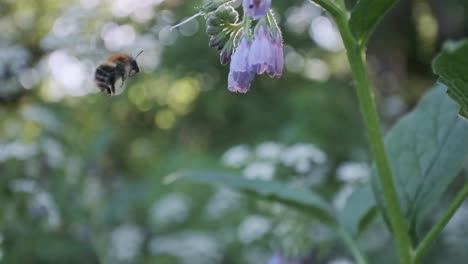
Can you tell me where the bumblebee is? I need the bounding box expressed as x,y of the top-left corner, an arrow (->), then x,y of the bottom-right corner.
94,51 -> 142,95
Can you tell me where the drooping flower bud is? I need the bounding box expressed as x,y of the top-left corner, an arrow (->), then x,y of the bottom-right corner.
243,0 -> 272,20
228,38 -> 255,93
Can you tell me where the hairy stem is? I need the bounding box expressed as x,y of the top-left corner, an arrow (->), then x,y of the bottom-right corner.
308,0 -> 413,262
414,183 -> 468,263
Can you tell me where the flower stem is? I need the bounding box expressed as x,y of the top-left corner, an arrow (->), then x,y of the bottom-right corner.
335,15 -> 413,264
414,183 -> 468,263
308,1 -> 413,262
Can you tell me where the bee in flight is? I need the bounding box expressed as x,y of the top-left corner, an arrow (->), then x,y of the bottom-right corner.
94,51 -> 143,96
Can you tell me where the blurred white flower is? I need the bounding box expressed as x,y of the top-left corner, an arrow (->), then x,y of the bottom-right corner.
82,176 -> 102,209
131,35 -> 162,70
255,142 -> 283,160
285,2 -> 321,35
80,0 -> 100,9
21,105 -> 61,132
336,162 -> 370,183
159,25 -> 178,46
0,141 -> 38,162
101,23 -> 136,51
204,188 -> 243,219
42,138 -> 64,168
111,0 -> 164,18
110,224 -> 144,263
285,48 -> 305,73
9,179 -> 38,193
46,50 -> 90,99
243,161 -> 276,180
149,231 -> 220,264
238,215 -> 271,244
281,143 -> 326,173
150,193 -> 191,225
0,43 -> 29,77
222,145 -> 251,168
328,257 -> 354,264
333,185 -> 355,210
309,16 -> 344,52
30,191 -> 61,230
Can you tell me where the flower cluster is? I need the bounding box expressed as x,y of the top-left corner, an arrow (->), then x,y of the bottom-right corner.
228,21 -> 283,93
229,0 -> 283,93
179,0 -> 283,93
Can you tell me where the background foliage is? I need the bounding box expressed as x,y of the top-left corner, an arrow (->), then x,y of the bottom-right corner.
0,0 -> 467,263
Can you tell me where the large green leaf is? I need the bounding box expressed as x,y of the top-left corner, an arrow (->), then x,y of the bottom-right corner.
433,40 -> 468,119
349,0 -> 397,43
372,84 -> 468,231
339,184 -> 377,237
167,170 -> 336,224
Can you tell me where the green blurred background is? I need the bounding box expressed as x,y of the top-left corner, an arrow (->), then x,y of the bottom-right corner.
0,0 -> 467,263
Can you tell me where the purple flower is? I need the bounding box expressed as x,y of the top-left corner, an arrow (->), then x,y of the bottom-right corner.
271,31 -> 284,77
267,253 -> 302,264
268,254 -> 284,264
248,25 -> 284,77
228,38 -> 255,93
243,0 -> 272,19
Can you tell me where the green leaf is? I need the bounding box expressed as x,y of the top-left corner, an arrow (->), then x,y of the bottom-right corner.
349,0 -> 397,43
372,84 -> 468,232
339,184 -> 377,237
167,170 -> 336,224
433,40 -> 468,119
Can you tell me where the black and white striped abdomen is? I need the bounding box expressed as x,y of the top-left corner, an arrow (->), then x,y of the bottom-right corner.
95,64 -> 116,95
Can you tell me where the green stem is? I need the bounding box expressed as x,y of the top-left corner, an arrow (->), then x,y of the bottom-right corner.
337,17 -> 413,264
308,0 -> 413,263
414,183 -> 468,263
337,228 -> 368,264
335,0 -> 346,10
308,0 -> 343,18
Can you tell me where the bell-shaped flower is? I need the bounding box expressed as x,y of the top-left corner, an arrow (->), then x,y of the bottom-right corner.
228,38 -> 255,93
248,25 -> 284,77
270,30 -> 283,77
243,0 -> 271,20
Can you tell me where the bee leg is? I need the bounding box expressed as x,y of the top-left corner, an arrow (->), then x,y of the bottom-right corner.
107,74 -> 116,95
115,64 -> 126,87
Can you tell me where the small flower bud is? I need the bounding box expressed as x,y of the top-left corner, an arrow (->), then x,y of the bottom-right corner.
220,45 -> 233,65
220,50 -> 232,65
206,25 -> 221,36
206,16 -> 219,27
209,34 -> 229,50
209,36 -> 220,48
